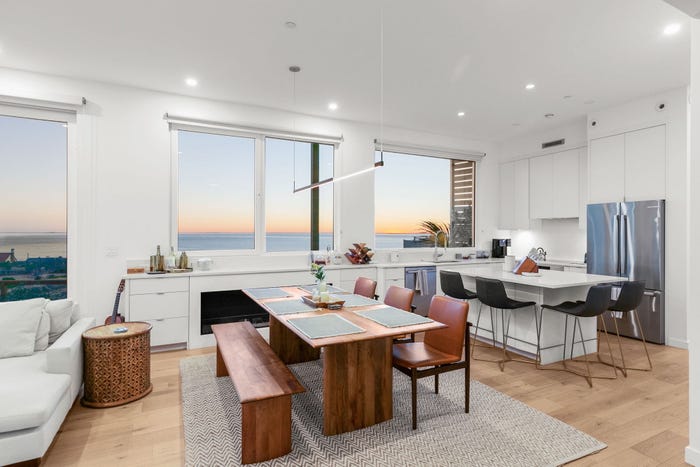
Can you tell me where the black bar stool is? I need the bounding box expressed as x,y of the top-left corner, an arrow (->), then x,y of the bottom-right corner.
440,270 -> 478,301
598,280 -> 651,376
540,284 -> 617,387
473,277 -> 538,371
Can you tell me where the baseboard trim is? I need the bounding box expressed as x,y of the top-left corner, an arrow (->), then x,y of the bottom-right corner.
668,337 -> 689,349
686,445 -> 700,465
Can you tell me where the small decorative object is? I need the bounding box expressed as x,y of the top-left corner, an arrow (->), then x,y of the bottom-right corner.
345,243 -> 374,264
178,251 -> 189,269
156,245 -> 165,272
113,327 -> 128,334
166,246 -> 176,270
310,263 -> 327,300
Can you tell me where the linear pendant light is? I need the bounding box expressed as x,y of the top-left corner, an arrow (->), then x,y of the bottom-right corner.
293,3 -> 385,194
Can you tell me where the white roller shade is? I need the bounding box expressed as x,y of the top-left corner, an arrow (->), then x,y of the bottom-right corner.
374,139 -> 486,161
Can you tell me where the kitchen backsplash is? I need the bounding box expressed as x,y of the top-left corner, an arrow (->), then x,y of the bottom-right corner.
509,218 -> 586,262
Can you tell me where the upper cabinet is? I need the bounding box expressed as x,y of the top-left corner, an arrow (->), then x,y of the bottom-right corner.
498,158 -> 529,230
589,125 -> 666,204
529,148 -> 581,219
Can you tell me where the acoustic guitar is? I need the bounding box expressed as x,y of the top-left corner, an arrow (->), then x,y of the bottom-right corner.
105,279 -> 126,325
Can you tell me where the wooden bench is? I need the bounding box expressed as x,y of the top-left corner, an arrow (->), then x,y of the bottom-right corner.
212,322 -> 305,464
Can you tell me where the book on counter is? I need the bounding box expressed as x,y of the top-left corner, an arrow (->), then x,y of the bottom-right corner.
512,256 -> 539,275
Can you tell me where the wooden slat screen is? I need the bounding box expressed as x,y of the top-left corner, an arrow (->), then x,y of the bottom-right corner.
450,160 -> 475,247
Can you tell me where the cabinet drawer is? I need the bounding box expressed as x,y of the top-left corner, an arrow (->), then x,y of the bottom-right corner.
144,317 -> 188,347
130,291 -> 189,321
383,268 -> 404,280
129,277 -> 189,295
339,268 -> 377,282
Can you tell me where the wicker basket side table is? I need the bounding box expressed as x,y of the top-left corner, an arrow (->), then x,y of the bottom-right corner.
81,322 -> 153,408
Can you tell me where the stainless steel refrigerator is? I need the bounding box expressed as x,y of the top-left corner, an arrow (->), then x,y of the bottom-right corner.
587,200 -> 665,344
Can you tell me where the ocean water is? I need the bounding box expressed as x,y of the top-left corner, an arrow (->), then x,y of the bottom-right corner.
0,232 -> 67,259
178,233 -> 423,252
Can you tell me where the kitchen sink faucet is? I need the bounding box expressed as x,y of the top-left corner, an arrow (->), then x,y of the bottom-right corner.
433,230 -> 446,262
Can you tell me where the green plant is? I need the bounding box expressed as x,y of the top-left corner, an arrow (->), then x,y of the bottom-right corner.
310,263 -> 326,281
417,220 -> 450,247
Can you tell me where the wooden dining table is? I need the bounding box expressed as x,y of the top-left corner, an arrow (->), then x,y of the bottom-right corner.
242,286 -> 446,435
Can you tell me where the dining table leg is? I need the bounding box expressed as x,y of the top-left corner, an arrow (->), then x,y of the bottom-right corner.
322,337 -> 393,435
268,315 -> 320,364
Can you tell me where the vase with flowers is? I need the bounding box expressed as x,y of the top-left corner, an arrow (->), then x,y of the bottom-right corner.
310,263 -> 329,302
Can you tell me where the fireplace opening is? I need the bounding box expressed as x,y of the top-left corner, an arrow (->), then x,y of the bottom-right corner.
200,290 -> 269,335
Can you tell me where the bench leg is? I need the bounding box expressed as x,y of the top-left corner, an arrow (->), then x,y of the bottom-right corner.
216,344 -> 228,377
241,395 -> 292,464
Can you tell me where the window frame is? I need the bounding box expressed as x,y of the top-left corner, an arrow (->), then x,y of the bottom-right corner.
0,104 -> 76,299
372,149 -> 477,250
169,125 -> 337,255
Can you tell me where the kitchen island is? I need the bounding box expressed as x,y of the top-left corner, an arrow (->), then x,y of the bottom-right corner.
442,264 -> 624,364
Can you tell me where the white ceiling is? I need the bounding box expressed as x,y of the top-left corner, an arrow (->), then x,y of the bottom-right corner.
0,0 -> 691,141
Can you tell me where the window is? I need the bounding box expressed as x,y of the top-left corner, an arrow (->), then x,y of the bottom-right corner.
374,151 -> 475,248
0,114 -> 67,302
177,130 -> 256,251
265,138 -> 334,252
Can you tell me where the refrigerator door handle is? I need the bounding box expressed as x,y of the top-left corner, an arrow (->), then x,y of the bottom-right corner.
643,290 -> 658,312
615,214 -> 621,275
623,214 -> 629,276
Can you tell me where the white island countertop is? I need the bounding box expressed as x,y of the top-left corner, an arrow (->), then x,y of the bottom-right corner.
446,264 -> 625,289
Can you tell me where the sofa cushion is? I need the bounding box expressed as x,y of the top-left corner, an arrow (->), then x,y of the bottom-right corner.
0,371 -> 71,432
35,311 -> 50,352
0,298 -> 47,358
46,299 -> 74,344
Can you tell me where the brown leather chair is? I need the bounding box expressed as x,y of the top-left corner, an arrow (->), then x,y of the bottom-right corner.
392,295 -> 470,429
384,285 -> 416,342
354,277 -> 378,299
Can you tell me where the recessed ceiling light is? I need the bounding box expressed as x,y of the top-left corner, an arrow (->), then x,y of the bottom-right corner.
512,123 -> 521,127
544,113 -> 555,118
563,95 -> 573,99
457,111 -> 465,117
663,23 -> 681,35
285,21 -> 297,29
185,77 -> 198,87
328,102 -> 338,111
525,83 -> 535,90
584,99 -> 595,105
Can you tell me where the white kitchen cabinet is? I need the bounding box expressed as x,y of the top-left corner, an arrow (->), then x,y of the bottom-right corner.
529,149 -> 579,219
129,277 -> 189,348
588,125 -> 665,204
624,125 -> 666,201
529,155 -> 554,218
499,159 -> 529,230
339,267 -> 377,293
579,147 -> 588,229
589,134 -> 625,203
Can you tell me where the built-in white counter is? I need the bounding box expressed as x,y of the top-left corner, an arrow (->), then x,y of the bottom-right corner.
441,264 -> 624,364
121,257 -> 504,350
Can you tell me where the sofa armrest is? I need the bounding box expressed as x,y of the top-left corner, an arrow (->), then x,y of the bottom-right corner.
46,317 -> 95,397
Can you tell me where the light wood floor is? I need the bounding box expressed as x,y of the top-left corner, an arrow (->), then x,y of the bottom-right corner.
42,337 -> 689,466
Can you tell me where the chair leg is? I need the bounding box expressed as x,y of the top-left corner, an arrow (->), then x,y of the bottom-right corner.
575,317 -> 594,387
471,304 -> 501,364
411,368 -> 418,430
489,307 -> 497,348
499,308 -> 507,372
633,309 -> 653,371
562,315 -> 569,365
611,312 -> 628,377
434,372 -> 439,394
465,363 -> 470,414
470,302 -> 483,358
568,316 -> 618,386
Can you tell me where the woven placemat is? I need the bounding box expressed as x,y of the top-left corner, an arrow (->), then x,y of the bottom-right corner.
265,299 -> 316,315
244,287 -> 293,299
297,284 -> 346,294
287,314 -> 365,339
341,294 -> 382,308
356,306 -> 434,328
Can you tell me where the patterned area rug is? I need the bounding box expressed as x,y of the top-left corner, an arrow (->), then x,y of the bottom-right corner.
180,355 -> 605,466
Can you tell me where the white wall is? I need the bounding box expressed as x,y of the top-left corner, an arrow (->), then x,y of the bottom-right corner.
0,66 -> 497,321
588,87 -> 689,349
685,18 -> 700,467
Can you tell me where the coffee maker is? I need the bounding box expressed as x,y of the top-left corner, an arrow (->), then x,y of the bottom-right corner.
491,238 -> 511,258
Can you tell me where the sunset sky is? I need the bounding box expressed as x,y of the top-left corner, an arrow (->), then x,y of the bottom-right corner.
0,115 -> 67,233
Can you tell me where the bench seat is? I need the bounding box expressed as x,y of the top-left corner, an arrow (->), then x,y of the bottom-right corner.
212,322 -> 305,464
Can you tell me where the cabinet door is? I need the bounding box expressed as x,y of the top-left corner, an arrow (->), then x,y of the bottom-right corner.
513,159 -> 530,229
552,149 -> 580,218
529,154 -> 553,219
589,134 -> 625,203
624,125 -> 666,201
499,162 -> 515,229
578,147 -> 588,229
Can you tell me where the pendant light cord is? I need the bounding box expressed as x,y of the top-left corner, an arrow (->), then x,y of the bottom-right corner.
380,2 -> 384,155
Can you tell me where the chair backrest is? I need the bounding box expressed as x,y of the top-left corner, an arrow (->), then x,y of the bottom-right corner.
440,270 -> 471,300
383,285 -> 414,312
613,280 -> 645,312
424,295 -> 469,359
475,277 -> 509,308
580,284 -> 613,317
354,277 -> 377,298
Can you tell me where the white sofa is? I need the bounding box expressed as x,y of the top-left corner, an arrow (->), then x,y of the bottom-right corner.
0,302 -> 95,466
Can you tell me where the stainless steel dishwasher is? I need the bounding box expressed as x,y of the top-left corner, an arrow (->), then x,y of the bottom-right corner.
404,266 -> 436,317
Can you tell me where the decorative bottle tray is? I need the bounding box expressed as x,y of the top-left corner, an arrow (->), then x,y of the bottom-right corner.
301,295 -> 346,309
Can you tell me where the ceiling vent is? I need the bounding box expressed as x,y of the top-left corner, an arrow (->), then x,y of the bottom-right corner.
541,138 -> 565,149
